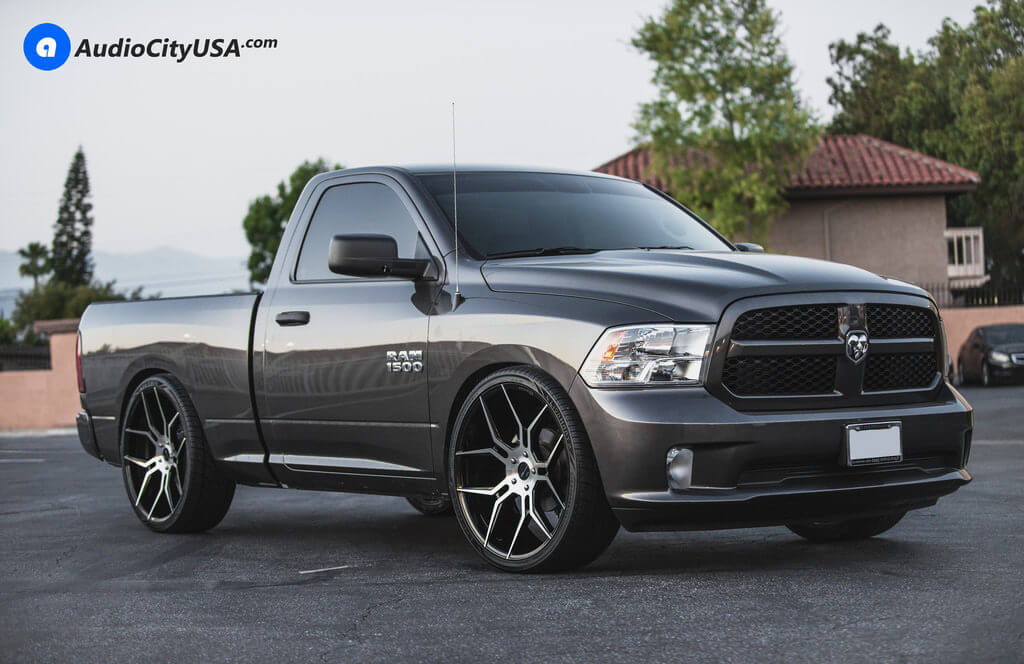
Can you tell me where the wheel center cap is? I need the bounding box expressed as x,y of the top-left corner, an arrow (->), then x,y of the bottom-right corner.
516,461 -> 532,481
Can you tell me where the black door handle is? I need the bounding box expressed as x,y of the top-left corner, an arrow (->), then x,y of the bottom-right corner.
275,311 -> 310,326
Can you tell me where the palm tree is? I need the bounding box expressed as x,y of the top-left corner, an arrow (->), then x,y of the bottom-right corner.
17,242 -> 51,291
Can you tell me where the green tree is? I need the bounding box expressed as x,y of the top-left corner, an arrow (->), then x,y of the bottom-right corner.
826,1 -> 1024,282
51,147 -> 95,286
0,317 -> 15,345
12,280 -> 125,343
632,0 -> 820,242
243,158 -> 342,284
17,241 -> 51,290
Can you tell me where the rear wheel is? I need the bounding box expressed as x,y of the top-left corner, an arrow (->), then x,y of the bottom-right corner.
406,494 -> 453,516
786,511 -> 905,542
447,366 -> 619,572
120,375 -> 235,533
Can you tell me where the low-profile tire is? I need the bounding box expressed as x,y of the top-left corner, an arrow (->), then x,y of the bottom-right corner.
120,374 -> 235,533
786,511 -> 906,542
447,365 -> 619,573
406,494 -> 453,516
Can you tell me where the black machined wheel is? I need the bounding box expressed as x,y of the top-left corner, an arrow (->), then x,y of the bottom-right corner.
447,366 -> 619,572
120,375 -> 235,533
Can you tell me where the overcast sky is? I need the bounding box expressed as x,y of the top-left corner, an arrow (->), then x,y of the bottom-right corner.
1,0 -> 979,260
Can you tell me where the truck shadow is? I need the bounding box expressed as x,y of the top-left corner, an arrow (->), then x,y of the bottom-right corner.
215,492 -> 938,576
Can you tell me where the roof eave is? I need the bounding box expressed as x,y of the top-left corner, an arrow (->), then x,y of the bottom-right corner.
785,182 -> 979,199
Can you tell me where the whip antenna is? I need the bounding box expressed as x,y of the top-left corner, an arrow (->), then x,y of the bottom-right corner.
451,101 -> 461,297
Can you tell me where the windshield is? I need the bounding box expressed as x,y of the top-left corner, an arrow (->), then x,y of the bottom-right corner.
415,171 -> 732,258
984,324 -> 1024,345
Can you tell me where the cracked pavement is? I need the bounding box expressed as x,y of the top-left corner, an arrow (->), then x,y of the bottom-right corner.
1,384 -> 1022,663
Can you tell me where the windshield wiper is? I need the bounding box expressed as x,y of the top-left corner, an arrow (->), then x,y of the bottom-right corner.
485,246 -> 601,259
634,245 -> 694,250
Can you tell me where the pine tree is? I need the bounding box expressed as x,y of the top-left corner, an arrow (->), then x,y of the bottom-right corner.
51,147 -> 95,286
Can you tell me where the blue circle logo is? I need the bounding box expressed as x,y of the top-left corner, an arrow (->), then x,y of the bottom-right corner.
24,23 -> 71,71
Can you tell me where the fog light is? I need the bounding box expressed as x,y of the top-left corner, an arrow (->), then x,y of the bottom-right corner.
666,447 -> 693,491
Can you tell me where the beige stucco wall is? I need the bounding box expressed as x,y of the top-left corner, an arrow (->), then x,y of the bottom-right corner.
768,196 -> 949,285
0,332 -> 80,430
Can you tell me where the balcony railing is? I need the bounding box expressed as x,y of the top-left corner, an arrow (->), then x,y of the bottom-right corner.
945,227 -> 985,280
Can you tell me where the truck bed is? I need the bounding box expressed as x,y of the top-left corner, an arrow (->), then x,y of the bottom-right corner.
78,292 -> 269,482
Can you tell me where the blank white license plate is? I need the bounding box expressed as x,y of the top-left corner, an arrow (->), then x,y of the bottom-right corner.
845,422 -> 902,466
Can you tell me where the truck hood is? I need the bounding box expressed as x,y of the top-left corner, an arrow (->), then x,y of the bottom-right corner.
480,250 -> 930,322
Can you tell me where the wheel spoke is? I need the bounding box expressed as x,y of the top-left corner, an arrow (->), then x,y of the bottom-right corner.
167,412 -> 180,438
506,497 -> 528,559
146,473 -> 165,519
172,465 -> 183,495
478,397 -> 513,455
125,455 -> 155,468
152,387 -> 169,437
501,385 -> 524,446
483,491 -> 513,549
538,434 -> 564,468
542,477 -> 565,510
175,437 -> 187,457
140,391 -> 160,438
529,505 -> 552,540
457,477 -> 510,496
163,472 -> 175,512
134,467 -> 158,506
126,428 -> 157,444
524,404 -> 548,452
455,447 -> 505,463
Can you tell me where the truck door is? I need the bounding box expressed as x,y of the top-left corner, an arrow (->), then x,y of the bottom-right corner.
256,175 -> 439,489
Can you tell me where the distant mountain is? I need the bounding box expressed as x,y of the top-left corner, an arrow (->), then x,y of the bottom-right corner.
0,247 -> 251,319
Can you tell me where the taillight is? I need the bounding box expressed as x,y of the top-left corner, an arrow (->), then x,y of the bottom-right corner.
76,331 -> 85,393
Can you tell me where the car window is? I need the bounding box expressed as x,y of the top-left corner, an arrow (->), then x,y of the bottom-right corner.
415,171 -> 731,258
295,182 -> 422,281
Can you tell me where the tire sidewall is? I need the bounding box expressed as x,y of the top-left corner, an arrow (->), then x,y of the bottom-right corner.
447,369 -> 580,572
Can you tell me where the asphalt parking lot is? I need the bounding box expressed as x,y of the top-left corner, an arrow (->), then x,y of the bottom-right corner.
1,385 -> 1022,663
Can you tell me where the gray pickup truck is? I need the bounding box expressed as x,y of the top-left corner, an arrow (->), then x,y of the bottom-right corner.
76,165 -> 972,572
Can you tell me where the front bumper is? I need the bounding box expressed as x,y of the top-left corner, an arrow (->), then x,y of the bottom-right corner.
989,362 -> 1024,382
569,380 -> 972,532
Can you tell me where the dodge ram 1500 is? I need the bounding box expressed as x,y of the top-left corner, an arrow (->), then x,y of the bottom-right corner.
76,165 -> 972,572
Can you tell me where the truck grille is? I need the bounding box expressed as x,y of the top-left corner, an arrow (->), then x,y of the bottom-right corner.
732,304 -> 837,340
714,298 -> 941,406
864,352 -> 937,391
722,356 -> 837,396
865,304 -> 936,338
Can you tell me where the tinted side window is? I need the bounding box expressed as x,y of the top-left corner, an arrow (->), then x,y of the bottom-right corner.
296,182 -> 421,281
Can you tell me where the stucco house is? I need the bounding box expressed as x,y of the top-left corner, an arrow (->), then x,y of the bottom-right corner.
595,135 -> 984,291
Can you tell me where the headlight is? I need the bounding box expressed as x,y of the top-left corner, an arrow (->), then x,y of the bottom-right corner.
989,350 -> 1011,365
580,324 -> 714,387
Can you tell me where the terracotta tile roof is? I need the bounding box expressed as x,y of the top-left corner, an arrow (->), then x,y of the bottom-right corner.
594,134 -> 980,196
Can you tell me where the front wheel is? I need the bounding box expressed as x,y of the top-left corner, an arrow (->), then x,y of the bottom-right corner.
120,375 -> 235,533
786,511 -> 905,542
447,366 -> 619,572
981,362 -> 992,387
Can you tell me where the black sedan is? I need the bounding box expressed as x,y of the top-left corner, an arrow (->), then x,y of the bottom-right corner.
957,323 -> 1024,386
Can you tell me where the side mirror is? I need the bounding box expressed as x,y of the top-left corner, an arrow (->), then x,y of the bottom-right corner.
328,234 -> 436,280
734,242 -> 764,253
971,341 -> 981,350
